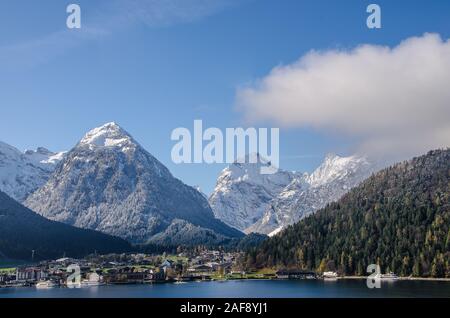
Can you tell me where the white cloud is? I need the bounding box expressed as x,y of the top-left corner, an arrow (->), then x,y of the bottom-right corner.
237,33 -> 450,161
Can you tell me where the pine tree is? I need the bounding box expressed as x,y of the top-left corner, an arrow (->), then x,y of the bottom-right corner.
412,259 -> 421,277
317,258 -> 328,273
244,150 -> 450,278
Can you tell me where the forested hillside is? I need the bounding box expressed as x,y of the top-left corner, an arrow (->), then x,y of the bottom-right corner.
0,190 -> 131,261
245,149 -> 450,277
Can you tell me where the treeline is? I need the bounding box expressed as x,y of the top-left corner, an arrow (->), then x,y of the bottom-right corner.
245,149 -> 450,278
0,190 -> 131,261
140,232 -> 268,254
0,184 -> 267,261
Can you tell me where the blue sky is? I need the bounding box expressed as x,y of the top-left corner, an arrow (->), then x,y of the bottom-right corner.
0,0 -> 449,194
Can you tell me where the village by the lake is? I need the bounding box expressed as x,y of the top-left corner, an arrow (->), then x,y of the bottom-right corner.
0,249 -> 326,289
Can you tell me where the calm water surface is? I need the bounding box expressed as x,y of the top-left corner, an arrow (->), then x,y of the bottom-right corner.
1,280 -> 449,298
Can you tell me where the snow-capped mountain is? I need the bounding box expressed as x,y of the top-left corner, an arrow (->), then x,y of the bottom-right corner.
250,154 -> 376,235
211,153 -> 376,235
0,141 -> 64,202
25,122 -> 242,244
209,154 -> 296,232
24,147 -> 66,168
306,153 -> 371,187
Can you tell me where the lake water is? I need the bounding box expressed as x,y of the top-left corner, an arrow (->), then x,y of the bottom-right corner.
1,280 -> 449,298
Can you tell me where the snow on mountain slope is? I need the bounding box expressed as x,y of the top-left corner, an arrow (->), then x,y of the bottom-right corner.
24,147 -> 66,167
25,122 -> 242,244
209,154 -> 296,232
211,153 -> 376,235
249,154 -> 376,235
306,154 -> 370,187
0,141 -> 64,202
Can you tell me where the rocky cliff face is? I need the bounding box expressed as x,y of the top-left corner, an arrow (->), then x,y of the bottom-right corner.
209,154 -> 296,232
250,154 -> 376,235
211,153 -> 376,235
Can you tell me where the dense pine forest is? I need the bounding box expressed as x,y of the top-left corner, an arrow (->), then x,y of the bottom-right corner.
245,149 -> 450,278
0,190 -> 132,261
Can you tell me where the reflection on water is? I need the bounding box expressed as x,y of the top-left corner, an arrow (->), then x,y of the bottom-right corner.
1,279 -> 450,298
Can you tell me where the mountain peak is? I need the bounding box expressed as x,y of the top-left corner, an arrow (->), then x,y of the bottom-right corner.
25,123 -> 242,243
324,152 -> 339,161
209,153 -> 296,232
78,122 -> 136,150
224,153 -> 285,183
307,154 -> 369,187
0,141 -> 64,202
24,147 -> 52,156
233,152 -> 264,164
214,152 -> 376,235
0,141 -> 22,158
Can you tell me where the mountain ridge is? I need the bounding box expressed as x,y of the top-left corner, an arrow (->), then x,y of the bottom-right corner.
209,153 -> 296,232
0,141 -> 65,202
245,149 -> 450,278
210,153 -> 376,235
0,189 -> 131,261
25,122 -> 242,244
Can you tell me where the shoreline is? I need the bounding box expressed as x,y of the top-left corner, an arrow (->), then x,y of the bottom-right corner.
340,276 -> 450,282
2,276 -> 450,289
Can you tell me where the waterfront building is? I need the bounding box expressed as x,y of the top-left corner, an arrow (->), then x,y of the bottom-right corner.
275,270 -> 317,280
16,267 -> 48,282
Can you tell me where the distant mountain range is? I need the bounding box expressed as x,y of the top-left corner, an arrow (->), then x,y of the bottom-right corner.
4,121 -> 444,266
0,142 -> 65,202
0,123 -> 378,249
24,122 -> 242,244
209,154 -> 296,232
209,153 -> 377,235
245,149 -> 450,278
0,189 -> 130,261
